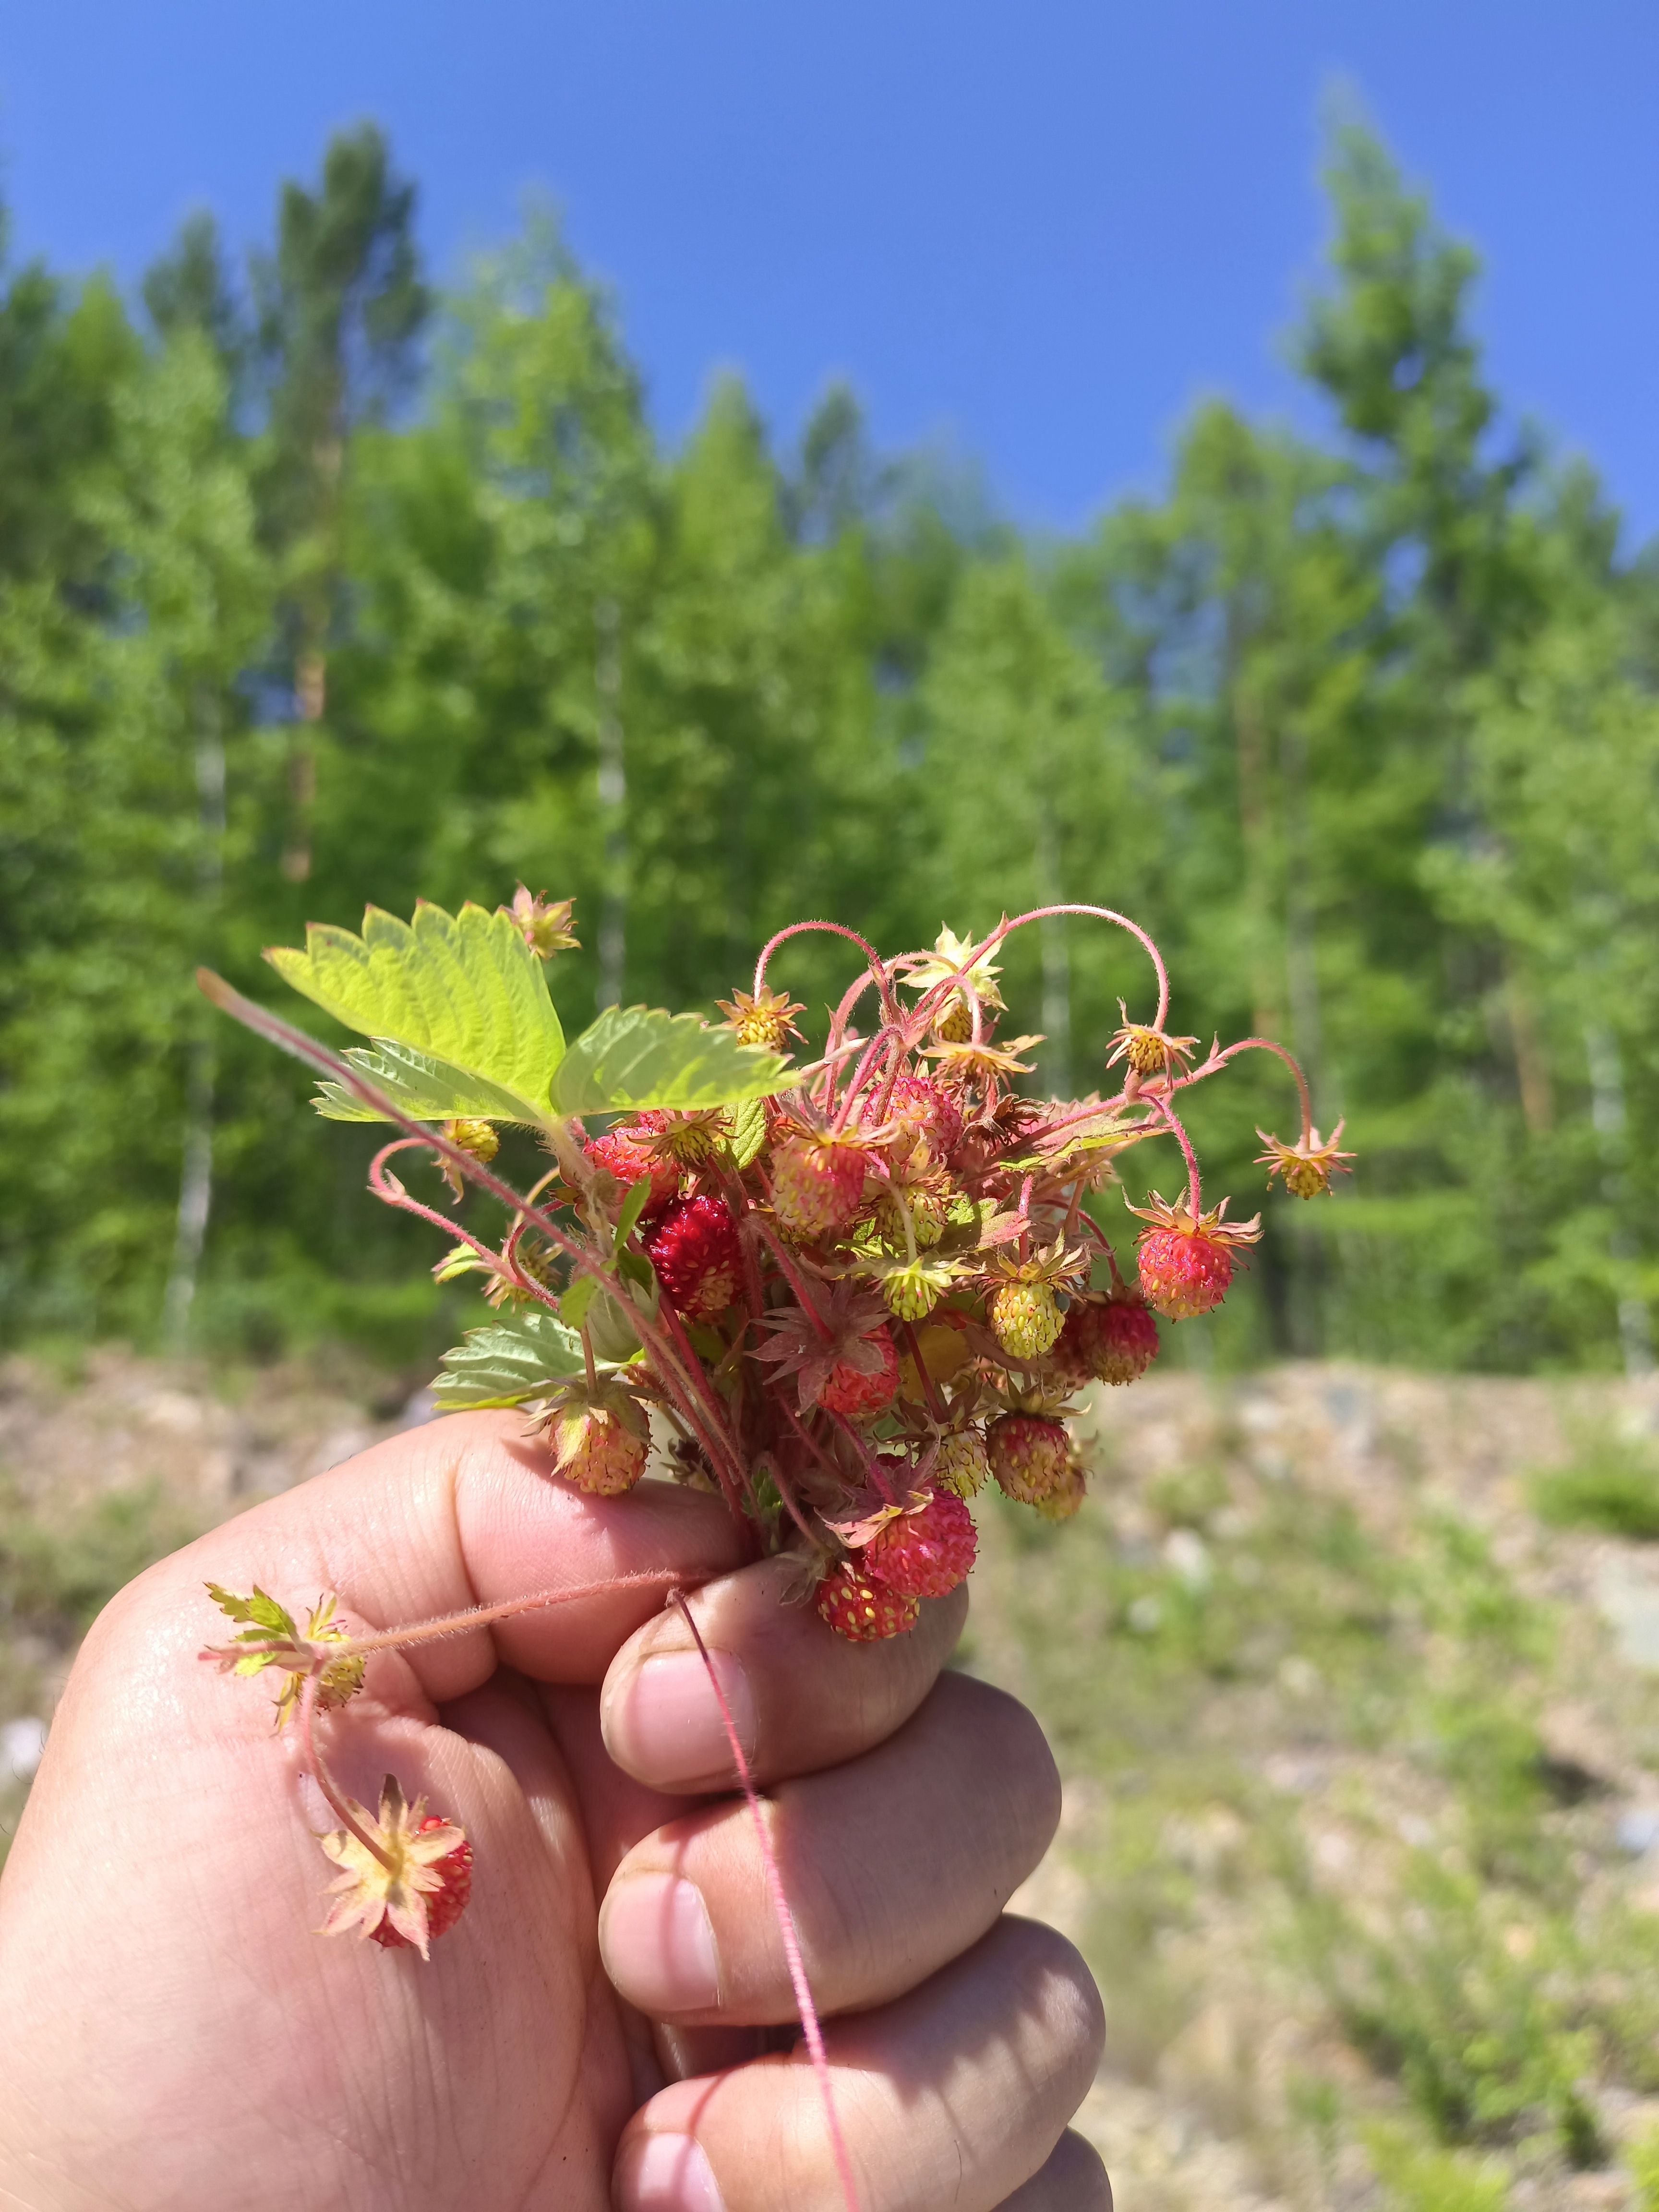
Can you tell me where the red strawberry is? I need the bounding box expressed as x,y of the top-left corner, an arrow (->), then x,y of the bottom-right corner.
987,1412 -> 1071,1504
772,1135 -> 871,1243
1135,1227 -> 1235,1319
1053,1297 -> 1160,1386
645,1194 -> 743,1318
816,1564 -> 919,1641
369,1820 -> 474,1950
865,1487 -> 977,1598
1129,1193 -> 1260,1320
584,1124 -> 678,1218
817,1326 -> 899,1421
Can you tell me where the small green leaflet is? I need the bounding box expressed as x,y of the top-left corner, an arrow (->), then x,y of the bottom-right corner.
311,1039 -> 553,1125
586,1286 -> 648,1365
205,1580 -> 300,1669
432,1309 -> 589,1411
614,1178 -> 653,1252
549,1004 -> 790,1115
722,1096 -> 769,1170
266,901 -> 565,1120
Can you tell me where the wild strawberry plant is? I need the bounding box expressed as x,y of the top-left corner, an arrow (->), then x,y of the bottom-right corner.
197,893 -> 1349,1984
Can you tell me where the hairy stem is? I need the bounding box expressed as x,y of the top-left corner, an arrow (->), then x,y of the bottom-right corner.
667,1591 -> 860,2212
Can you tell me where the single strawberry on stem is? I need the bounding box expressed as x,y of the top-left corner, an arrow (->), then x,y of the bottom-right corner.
862,1486 -> 978,1599
816,1563 -> 921,1641
772,1130 -> 873,1244
645,1193 -> 743,1318
987,1412 -> 1072,1505
1052,1295 -> 1161,1387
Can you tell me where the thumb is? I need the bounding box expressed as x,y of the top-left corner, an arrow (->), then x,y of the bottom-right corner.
173,1409 -> 751,1709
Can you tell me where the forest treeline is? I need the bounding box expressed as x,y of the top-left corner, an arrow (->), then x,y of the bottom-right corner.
3,121 -> 1656,1373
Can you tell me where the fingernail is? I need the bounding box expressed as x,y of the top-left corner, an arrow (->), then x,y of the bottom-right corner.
603,1873 -> 721,2012
617,2132 -> 726,2212
609,1648 -> 757,1787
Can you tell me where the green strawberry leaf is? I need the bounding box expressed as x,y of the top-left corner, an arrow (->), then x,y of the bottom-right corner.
614,1178 -> 653,1252
266,901 -> 565,1118
205,1582 -> 300,1639
559,1274 -> 600,1329
431,1309 -> 588,1411
722,1095 -> 770,1170
586,1286 -> 648,1364
311,1039 -> 552,1126
549,1005 -> 790,1115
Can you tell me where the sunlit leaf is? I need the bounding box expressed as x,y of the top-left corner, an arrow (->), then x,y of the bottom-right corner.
549,1004 -> 790,1115
266,901 -> 565,1118
310,1039 -> 551,1125
431,1309 -> 588,1410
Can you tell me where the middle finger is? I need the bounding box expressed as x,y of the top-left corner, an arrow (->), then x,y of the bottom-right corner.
599,1670 -> 1059,2024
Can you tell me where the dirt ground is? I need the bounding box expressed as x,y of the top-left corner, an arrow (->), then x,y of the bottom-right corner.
7,1350 -> 1659,2210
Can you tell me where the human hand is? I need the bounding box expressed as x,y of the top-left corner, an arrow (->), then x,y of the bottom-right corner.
0,1413 -> 1107,2212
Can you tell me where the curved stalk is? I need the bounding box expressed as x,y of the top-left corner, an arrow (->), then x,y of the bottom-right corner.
1192,1035 -> 1315,1143
1149,1094 -> 1204,1216
753,920 -> 899,1027
298,1675 -> 393,1870
980,903 -> 1170,1031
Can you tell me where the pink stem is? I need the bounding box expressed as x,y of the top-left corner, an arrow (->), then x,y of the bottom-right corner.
369,1142 -> 564,1313
297,1675 -> 393,1868
981,903 -> 1170,1030
751,1219 -> 834,1338
1149,1094 -> 1203,1216
899,1319 -> 950,1425
824,1408 -> 900,1503
753,921 -> 898,1027
1201,1035 -> 1315,1142
208,1568 -> 695,1675
668,1591 -> 861,2212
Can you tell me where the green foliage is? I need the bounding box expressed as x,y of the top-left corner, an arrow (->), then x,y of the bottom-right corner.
267,901 -> 566,1117
1531,1434 -> 1659,1540
0,1483 -> 199,1635
3,115 -> 1659,1370
548,1004 -> 789,1114
1629,2124 -> 1659,2209
1365,2126 -> 1512,2212
432,1308 -> 588,1409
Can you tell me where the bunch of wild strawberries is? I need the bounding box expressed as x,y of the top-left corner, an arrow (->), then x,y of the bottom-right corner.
200,899 -> 1352,1960
460,910 -> 1353,1643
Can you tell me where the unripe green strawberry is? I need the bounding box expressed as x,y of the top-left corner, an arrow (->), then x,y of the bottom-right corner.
989,1279 -> 1063,1360
772,1135 -> 871,1243
816,1564 -> 919,1641
880,1256 -> 954,1322
935,1426 -> 990,1498
551,1400 -> 648,1496
872,1183 -> 949,1249
1032,1457 -> 1088,1523
987,1412 -> 1071,1505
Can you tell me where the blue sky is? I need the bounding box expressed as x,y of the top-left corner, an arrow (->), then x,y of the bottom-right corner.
1,2 -> 1655,540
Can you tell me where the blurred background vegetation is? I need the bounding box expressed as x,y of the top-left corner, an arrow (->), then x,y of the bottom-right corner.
3,116 -> 1657,1379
